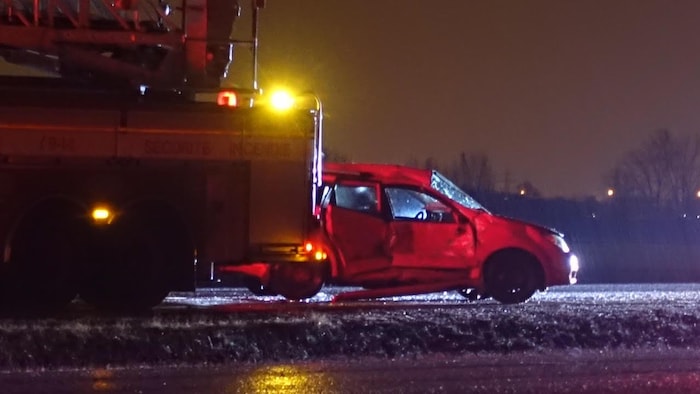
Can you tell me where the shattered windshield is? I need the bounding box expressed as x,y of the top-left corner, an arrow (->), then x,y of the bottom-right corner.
430,171 -> 488,212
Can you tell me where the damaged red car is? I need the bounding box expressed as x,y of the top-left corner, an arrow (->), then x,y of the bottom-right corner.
225,162 -> 579,304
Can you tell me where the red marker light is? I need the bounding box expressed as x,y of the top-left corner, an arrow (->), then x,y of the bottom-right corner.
217,91 -> 238,107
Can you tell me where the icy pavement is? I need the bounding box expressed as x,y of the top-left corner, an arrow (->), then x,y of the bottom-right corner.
165,283 -> 700,306
0,284 -> 699,371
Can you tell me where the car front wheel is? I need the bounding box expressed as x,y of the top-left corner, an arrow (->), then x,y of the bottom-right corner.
484,251 -> 540,304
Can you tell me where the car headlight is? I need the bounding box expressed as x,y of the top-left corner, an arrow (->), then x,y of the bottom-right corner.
548,234 -> 570,253
569,254 -> 579,272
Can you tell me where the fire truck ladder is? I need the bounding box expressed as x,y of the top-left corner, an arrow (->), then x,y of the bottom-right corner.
0,0 -> 245,89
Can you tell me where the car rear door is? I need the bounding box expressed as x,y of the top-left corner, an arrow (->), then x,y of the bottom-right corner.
323,181 -> 392,277
384,186 -> 475,269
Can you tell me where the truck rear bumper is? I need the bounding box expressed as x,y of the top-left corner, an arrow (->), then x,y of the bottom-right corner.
218,262 -> 271,283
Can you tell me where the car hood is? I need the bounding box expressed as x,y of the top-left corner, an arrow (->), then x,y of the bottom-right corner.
491,214 -> 564,237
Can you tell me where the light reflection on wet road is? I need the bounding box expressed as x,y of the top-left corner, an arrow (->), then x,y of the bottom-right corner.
2,347 -> 700,393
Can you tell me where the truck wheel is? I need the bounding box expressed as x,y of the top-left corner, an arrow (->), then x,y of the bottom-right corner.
244,278 -> 278,296
79,213 -> 171,311
270,263 -> 324,301
484,251 -> 541,304
2,203 -> 87,312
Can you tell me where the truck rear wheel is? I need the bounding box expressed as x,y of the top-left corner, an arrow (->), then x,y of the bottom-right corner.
244,277 -> 278,296
0,201 -> 88,312
79,220 -> 167,311
79,204 -> 191,311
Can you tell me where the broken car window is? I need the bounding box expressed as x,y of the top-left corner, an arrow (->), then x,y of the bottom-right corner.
431,171 -> 487,212
334,184 -> 379,213
385,187 -> 455,223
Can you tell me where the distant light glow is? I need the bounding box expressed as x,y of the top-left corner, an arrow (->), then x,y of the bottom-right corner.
519,189 -> 526,196
607,188 -> 615,197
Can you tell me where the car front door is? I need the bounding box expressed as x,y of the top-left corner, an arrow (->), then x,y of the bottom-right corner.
322,181 -> 391,278
384,187 -> 475,269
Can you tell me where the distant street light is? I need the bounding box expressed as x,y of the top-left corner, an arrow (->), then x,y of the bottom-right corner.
607,188 -> 615,197
696,189 -> 700,198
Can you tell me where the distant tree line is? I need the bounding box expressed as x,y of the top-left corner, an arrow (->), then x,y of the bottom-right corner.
607,129 -> 700,214
407,152 -> 498,195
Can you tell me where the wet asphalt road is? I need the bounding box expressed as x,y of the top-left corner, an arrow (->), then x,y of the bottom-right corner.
2,348 -> 700,393
2,283 -> 700,393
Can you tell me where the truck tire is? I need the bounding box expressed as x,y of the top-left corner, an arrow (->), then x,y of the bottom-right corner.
1,201 -> 87,312
79,216 -> 168,311
244,278 -> 278,296
79,205 -> 189,311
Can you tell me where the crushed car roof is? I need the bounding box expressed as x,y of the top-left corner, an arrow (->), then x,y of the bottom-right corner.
323,162 -> 432,186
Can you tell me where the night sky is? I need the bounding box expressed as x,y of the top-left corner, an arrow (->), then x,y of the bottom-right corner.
254,1 -> 700,198
2,1 -> 700,198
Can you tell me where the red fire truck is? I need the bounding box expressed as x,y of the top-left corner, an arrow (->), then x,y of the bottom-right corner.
0,0 -> 324,311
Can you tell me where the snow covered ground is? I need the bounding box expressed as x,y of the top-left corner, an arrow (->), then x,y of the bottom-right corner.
0,284 -> 698,371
